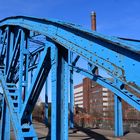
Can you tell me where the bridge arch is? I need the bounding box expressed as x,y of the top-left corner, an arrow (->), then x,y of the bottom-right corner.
0,16 -> 139,140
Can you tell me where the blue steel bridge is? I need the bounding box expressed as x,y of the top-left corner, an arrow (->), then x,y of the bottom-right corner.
0,16 -> 139,140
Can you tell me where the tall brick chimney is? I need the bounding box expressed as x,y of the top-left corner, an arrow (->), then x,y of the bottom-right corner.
91,11 -> 96,31
91,11 -> 98,75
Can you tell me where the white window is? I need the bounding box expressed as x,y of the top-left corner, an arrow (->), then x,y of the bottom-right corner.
74,86 -> 83,93
103,108 -> 108,111
78,105 -> 83,108
103,112 -> 107,116
75,101 -> 83,105
75,97 -> 83,101
103,88 -> 108,91
103,102 -> 108,106
103,97 -> 108,101
74,92 -> 83,97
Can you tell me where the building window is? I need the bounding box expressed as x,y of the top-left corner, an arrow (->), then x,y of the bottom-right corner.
102,88 -> 108,91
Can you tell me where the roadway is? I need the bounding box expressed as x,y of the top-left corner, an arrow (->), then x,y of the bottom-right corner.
10,121 -> 140,140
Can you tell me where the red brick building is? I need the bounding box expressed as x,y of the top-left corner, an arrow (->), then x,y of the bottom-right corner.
74,77 -> 140,128
74,78 -> 114,119
83,78 -> 114,119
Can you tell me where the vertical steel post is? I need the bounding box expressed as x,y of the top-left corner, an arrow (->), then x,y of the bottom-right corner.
30,30 -> 33,121
0,30 -> 2,138
69,51 -> 74,129
0,27 -> 11,140
0,30 -> 2,139
31,70 -> 33,83
5,27 -> 14,140
9,29 -> 14,59
60,47 -> 68,140
23,33 -> 29,102
18,29 -> 25,112
30,70 -> 33,122
51,44 -> 58,140
51,44 -> 68,140
0,30 -> 2,42
0,94 -> 4,139
45,78 -> 48,125
114,80 -> 123,137
0,100 -> 10,140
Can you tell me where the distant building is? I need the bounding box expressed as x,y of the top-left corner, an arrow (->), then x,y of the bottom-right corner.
74,77 -> 140,128
74,78 -> 114,118
83,78 -> 114,119
74,83 -> 83,108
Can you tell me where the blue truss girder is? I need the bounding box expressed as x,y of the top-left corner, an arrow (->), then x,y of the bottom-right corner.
51,43 -> 69,140
70,65 -> 140,111
6,29 -> 21,81
45,78 -> 48,125
114,94 -> 123,136
69,51 -> 74,129
0,74 -> 38,140
20,44 -> 51,121
0,16 -> 139,94
0,72 -> 24,140
0,30 -> 8,58
0,29 -> 8,68
0,16 -> 139,139
2,26 -> 11,140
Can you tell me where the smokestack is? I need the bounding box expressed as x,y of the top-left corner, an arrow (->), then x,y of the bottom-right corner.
91,11 -> 96,31
91,11 -> 98,74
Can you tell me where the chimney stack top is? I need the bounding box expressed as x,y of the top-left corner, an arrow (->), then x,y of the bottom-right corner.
91,11 -> 96,16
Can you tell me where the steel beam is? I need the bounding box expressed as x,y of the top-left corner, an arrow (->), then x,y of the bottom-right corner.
51,44 -> 68,140
18,29 -> 25,112
69,51 -> 74,129
70,65 -> 140,111
114,94 -> 123,136
0,16 -> 140,140
114,79 -> 123,137
0,72 -> 24,140
0,93 -> 3,139
6,29 -> 21,82
0,16 -> 139,94
1,27 -> 10,140
45,78 -> 48,125
20,43 -> 51,121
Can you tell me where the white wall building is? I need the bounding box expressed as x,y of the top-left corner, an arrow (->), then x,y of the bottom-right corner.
74,83 -> 83,108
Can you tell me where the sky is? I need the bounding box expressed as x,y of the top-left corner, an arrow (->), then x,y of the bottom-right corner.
0,0 -> 140,39
0,0 -> 140,102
